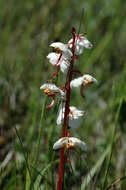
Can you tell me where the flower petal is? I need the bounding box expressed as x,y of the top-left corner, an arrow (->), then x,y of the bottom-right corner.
40,83 -> 65,98
47,52 -> 70,74
83,38 -> 93,49
70,76 -> 84,88
70,137 -> 87,151
56,106 -> 85,128
47,52 -> 61,66
60,59 -> 69,74
50,42 -> 72,60
53,137 -> 87,151
70,74 -> 98,88
83,74 -> 98,85
68,34 -> 93,55
50,42 -> 68,52
53,137 -> 68,150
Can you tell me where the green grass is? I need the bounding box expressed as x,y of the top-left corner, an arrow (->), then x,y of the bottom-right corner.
0,0 -> 126,189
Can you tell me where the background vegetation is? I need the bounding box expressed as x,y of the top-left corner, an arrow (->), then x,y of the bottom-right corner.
0,0 -> 126,189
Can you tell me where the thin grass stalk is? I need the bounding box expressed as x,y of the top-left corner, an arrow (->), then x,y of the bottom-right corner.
102,98 -> 123,189
14,126 -> 33,189
32,96 -> 46,187
34,96 -> 46,165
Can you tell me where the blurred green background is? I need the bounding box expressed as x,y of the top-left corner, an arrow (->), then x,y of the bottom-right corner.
0,0 -> 126,189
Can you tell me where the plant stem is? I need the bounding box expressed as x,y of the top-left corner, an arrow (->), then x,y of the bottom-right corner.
57,27 -> 76,190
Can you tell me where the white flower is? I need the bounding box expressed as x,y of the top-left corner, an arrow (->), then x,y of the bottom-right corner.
68,34 -> 93,55
50,42 -> 72,60
50,42 -> 68,52
70,74 -> 98,88
53,137 -> 87,151
40,83 -> 65,99
60,59 -> 69,74
47,52 -> 70,74
57,106 -> 85,128
47,53 -> 61,66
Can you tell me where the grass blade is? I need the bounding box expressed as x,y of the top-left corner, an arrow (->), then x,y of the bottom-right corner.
34,96 -> 46,168
102,98 -> 123,188
81,145 -> 110,190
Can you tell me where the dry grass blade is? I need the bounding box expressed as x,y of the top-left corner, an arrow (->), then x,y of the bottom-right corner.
106,175 -> 126,190
0,150 -> 14,173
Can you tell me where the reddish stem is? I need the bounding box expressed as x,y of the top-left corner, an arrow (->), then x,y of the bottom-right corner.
47,95 -> 55,110
54,53 -> 62,66
57,27 -> 76,190
72,69 -> 83,77
52,66 -> 60,78
80,83 -> 85,99
67,149 -> 70,163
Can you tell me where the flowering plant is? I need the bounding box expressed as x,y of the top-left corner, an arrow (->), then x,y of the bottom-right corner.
40,27 -> 97,190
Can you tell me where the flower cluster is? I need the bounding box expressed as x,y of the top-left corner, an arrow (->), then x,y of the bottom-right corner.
40,28 -> 97,190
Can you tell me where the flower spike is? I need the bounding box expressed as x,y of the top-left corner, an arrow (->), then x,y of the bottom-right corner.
40,27 -> 97,190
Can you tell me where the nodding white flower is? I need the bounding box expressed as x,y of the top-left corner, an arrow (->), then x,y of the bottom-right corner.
40,83 -> 65,98
53,137 -> 87,151
68,34 -> 93,55
47,52 -> 70,74
47,52 -> 61,66
50,42 -> 72,60
60,59 -> 70,74
70,74 -> 98,88
57,106 -> 85,128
